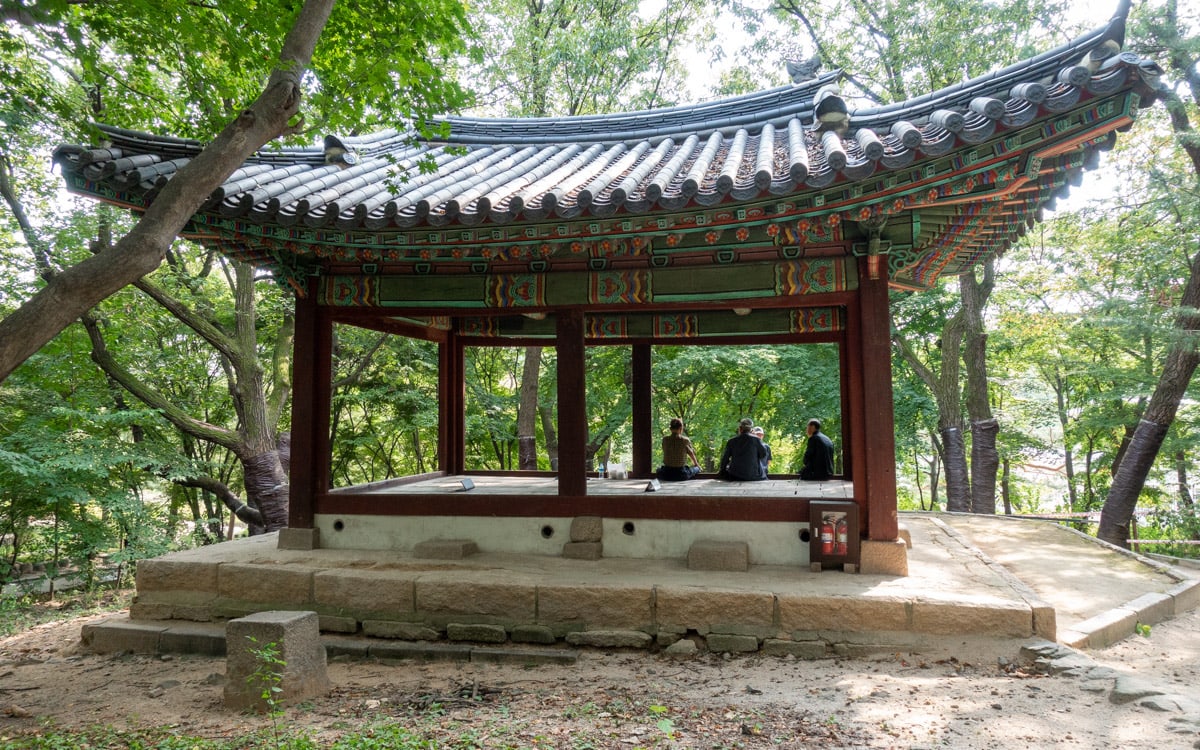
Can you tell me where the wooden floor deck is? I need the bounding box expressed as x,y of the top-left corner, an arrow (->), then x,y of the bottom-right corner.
355,474 -> 853,499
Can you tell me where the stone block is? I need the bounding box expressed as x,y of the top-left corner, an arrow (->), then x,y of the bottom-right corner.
362,620 -> 440,641
277,528 -> 319,551
318,615 -> 359,634
570,516 -> 603,543
511,625 -> 557,644
137,558 -> 219,594
656,587 -> 775,636
369,641 -> 472,662
859,539 -> 908,576
707,633 -> 759,653
911,600 -> 1032,638
415,579 -> 536,621
81,616 -> 165,654
313,568 -> 415,616
1168,579 -> 1200,614
446,623 -> 508,643
537,584 -> 652,630
565,630 -> 654,649
413,539 -> 478,559
323,636 -> 370,659
128,602 -> 179,622
778,594 -> 909,633
218,563 -> 313,608
562,541 -> 603,560
664,638 -> 698,657
761,639 -> 827,659
687,540 -> 749,572
1032,603 -> 1057,640
224,611 -> 330,712
1069,606 -> 1140,649
1118,592 -> 1174,626
158,621 -> 226,656
471,647 -> 577,665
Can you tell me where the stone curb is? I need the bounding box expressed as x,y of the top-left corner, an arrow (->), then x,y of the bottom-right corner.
82,614 -> 579,664
932,514 -> 1200,650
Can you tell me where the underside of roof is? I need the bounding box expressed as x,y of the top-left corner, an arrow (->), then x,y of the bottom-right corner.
55,13 -> 1162,301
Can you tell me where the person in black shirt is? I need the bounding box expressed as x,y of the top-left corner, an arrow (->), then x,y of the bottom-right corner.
799,418 -> 835,481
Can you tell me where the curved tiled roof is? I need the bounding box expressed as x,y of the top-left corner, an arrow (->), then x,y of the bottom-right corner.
55,13 -> 1162,292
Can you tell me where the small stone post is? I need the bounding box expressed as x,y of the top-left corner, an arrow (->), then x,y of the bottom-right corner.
224,611 -> 330,712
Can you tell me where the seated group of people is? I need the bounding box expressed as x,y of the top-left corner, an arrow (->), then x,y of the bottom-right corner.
655,417 -> 835,482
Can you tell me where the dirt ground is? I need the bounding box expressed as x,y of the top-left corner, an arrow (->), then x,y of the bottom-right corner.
2,607 -> 1199,749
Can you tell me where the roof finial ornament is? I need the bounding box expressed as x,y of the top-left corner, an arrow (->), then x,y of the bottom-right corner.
812,84 -> 849,133
323,135 -> 358,168
786,53 -> 822,83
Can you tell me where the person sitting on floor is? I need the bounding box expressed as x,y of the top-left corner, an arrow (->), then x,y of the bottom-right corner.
799,418 -> 835,481
717,418 -> 767,481
656,418 -> 701,481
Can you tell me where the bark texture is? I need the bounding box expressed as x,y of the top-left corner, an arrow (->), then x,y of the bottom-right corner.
1099,246 -> 1200,547
0,0 -> 335,384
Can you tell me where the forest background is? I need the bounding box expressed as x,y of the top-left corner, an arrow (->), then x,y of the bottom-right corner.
1,0 -> 1199,593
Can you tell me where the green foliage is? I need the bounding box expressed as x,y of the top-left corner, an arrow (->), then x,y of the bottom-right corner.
245,637 -> 286,745
469,0 -> 716,116
330,326 -> 440,483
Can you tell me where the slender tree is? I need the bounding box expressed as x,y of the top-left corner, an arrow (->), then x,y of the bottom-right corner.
1099,0 -> 1200,547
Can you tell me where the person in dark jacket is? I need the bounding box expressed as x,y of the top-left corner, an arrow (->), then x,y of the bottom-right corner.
718,418 -> 767,481
799,418 -> 835,480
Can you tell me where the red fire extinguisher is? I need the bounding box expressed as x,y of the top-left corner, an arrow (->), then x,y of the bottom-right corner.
821,517 -> 834,555
835,517 -> 848,556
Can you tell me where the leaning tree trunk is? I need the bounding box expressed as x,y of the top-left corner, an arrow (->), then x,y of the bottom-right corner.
1099,247 -> 1200,547
0,0 -> 334,385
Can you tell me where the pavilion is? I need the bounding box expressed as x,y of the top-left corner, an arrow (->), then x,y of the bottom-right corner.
54,11 -> 1161,577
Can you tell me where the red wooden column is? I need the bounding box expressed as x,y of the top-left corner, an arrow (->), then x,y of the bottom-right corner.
856,258 -> 898,541
439,328 -> 466,474
631,343 -> 653,478
556,310 -> 588,496
288,281 -> 332,529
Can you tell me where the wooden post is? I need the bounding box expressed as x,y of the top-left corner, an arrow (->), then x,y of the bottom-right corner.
632,343 -> 653,478
287,280 -> 331,529
857,259 -> 898,541
556,310 -> 588,496
439,329 -> 465,474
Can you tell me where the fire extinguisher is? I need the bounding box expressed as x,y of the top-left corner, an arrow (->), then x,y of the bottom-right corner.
821,517 -> 834,555
835,517 -> 848,556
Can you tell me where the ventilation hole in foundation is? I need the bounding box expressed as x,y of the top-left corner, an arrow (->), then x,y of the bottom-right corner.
333,519 -> 345,532
541,525 -> 555,539
799,528 -> 811,543
622,521 -> 636,535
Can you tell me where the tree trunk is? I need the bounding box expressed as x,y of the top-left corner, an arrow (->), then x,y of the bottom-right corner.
518,346 -> 543,469
894,302 -> 969,509
942,424 -> 971,512
539,404 -> 559,472
1050,370 -> 1079,511
961,262 -> 997,514
1001,458 -> 1012,515
1099,246 -> 1200,547
0,0 -> 335,385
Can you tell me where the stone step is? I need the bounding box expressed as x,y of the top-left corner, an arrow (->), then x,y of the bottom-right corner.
81,614 -> 578,665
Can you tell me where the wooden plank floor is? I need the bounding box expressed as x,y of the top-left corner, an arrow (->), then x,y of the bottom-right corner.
361,474 -> 853,500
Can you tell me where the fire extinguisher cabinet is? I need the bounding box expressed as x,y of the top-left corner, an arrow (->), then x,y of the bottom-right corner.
809,500 -> 861,571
